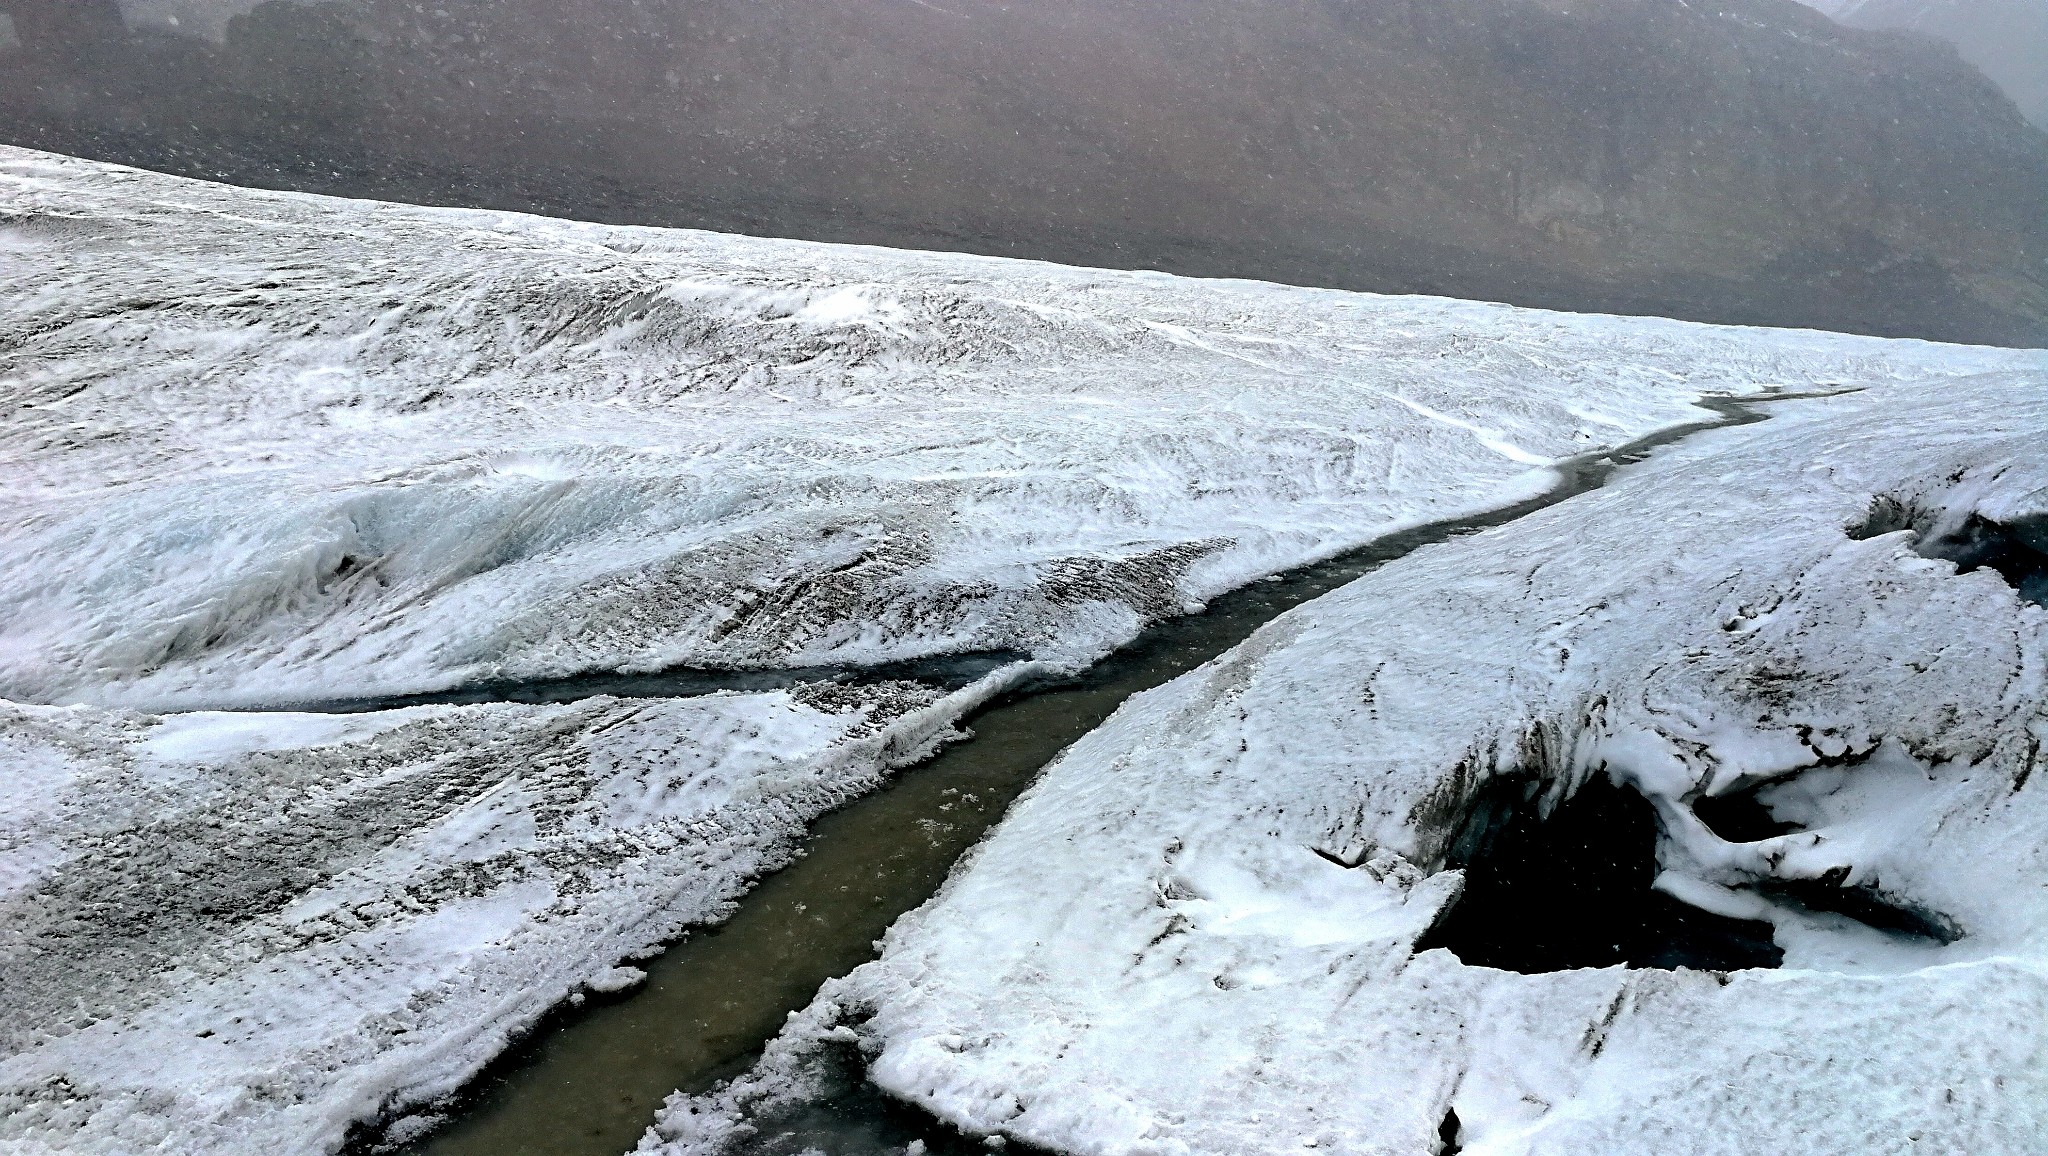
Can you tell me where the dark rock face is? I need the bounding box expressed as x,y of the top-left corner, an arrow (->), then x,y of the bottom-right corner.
3,0 -> 2045,346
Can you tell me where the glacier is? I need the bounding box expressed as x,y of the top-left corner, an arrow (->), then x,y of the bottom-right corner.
2,146 -> 2045,1156
0,677 -> 989,1155
3,147 -> 2026,711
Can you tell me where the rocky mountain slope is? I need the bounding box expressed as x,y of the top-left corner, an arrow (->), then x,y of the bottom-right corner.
2,0 -> 2045,346
1799,0 -> 2048,129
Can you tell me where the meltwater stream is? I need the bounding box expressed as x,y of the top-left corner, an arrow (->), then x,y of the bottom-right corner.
375,395 -> 1804,1156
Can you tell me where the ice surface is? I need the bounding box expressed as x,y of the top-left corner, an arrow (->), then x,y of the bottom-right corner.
138,708 -> 439,761
654,372 -> 2048,1155
4,149 -> 2045,1156
4,146 -> 2032,711
0,677 -> 979,1156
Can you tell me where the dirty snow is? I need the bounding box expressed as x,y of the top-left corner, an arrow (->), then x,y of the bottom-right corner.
0,676 -> 977,1156
655,371 -> 2048,1156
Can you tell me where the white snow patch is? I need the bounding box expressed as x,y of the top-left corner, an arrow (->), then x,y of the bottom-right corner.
586,965 -> 649,994
140,708 -> 438,761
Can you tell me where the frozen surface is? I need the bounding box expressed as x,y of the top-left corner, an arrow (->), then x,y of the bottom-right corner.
4,150 -> 2045,1156
656,371 -> 2048,1156
0,677 -> 977,1156
4,146 -> 2032,710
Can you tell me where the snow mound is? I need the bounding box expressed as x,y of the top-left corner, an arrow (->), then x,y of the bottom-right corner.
4,146 -> 2032,709
652,372 -> 2048,1155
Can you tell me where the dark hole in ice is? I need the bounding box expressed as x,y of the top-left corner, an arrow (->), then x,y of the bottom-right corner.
1847,494 -> 1921,541
1761,873 -> 1963,944
1694,782 -> 1962,944
1853,499 -> 2048,607
688,1034 -> 1048,1156
1919,512 -> 2048,606
1436,1107 -> 1463,1155
1692,789 -> 1803,843
1692,786 -> 1963,945
1415,775 -> 1784,973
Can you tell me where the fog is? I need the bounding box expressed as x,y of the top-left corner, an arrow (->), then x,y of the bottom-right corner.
1796,0 -> 2048,128
3,0 -> 2045,345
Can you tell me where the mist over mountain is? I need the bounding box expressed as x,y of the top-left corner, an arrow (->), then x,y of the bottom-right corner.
3,0 -> 2045,346
1797,0 -> 2047,129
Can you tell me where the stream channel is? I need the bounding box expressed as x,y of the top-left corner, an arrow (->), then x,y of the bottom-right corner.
358,393 -> 1813,1156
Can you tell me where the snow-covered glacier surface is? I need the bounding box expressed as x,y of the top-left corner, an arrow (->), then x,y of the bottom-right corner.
3,146 -> 2029,711
4,147 -> 2045,1156
653,373 -> 2048,1156
0,677 -> 979,1156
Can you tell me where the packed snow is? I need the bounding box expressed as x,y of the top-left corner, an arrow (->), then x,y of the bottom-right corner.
3,146 -> 2026,712
4,148 -> 2045,1156
654,372 -> 2048,1156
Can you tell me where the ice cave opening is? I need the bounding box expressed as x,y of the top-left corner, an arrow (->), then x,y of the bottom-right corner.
1415,774 -> 1786,973
1759,872 -> 1964,944
1854,497 -> 2048,607
1693,779 -> 1962,945
1919,512 -> 2048,607
1692,789 -> 1803,844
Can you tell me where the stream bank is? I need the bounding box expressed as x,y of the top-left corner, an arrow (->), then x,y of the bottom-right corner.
365,394 -> 1806,1156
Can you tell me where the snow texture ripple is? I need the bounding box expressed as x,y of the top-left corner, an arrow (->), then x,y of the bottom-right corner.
0,679 -> 978,1155
2,146 -> 2029,711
